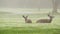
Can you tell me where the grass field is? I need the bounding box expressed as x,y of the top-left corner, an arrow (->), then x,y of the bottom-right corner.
0,9 -> 60,34
0,27 -> 60,34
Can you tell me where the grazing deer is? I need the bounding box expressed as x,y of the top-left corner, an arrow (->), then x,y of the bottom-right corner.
22,15 -> 32,23
36,14 -> 54,23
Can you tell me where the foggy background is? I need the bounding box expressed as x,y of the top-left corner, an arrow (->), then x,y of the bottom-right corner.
0,0 -> 60,14
0,0 -> 60,8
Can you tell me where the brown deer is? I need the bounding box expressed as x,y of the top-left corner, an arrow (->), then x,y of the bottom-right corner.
36,14 -> 54,23
22,15 -> 32,23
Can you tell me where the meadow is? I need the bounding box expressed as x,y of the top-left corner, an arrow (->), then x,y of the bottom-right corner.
0,9 -> 60,34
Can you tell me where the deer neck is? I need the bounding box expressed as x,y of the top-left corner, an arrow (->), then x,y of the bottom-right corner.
25,18 -> 27,21
49,18 -> 52,23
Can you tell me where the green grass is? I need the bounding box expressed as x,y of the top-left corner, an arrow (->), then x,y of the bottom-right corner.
0,27 -> 60,34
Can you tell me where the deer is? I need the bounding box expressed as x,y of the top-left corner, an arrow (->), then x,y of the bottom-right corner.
36,14 -> 54,23
22,15 -> 32,23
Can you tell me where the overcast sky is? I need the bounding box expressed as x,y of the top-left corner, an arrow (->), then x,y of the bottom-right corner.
0,0 -> 60,8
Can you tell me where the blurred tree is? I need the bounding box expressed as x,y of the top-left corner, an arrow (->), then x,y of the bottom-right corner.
52,0 -> 60,14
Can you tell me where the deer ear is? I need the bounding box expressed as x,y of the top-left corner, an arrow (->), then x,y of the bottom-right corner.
48,14 -> 50,16
22,15 -> 25,18
26,16 -> 28,18
48,12 -> 51,16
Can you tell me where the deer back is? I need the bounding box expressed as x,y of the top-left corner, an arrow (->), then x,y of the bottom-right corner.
36,19 -> 51,23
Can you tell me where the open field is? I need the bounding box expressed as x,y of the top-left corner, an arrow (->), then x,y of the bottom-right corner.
0,9 -> 60,34
0,27 -> 60,34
